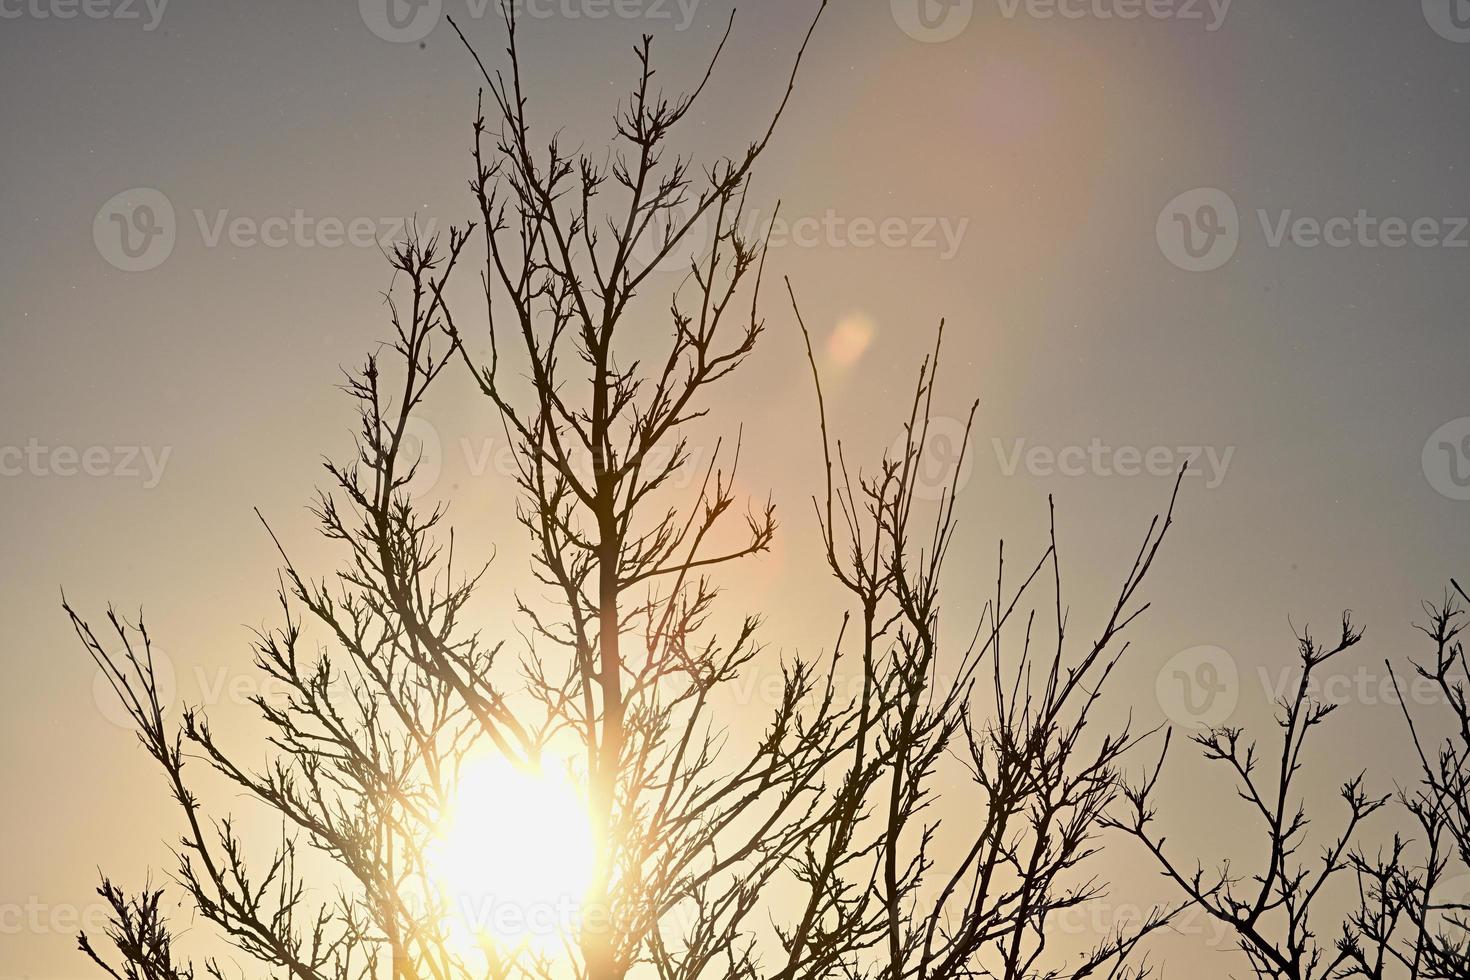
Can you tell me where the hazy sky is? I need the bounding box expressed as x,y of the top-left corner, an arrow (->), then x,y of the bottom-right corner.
4,1 -> 1470,978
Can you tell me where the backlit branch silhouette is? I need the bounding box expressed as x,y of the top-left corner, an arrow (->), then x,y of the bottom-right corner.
70,6 -> 1195,980
1106,614 -> 1379,980
1109,590 -> 1470,980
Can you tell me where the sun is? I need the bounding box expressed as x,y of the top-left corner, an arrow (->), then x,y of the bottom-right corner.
427,751 -> 597,955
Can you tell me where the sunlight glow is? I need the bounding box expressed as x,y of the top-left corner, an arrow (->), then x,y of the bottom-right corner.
427,752 -> 597,955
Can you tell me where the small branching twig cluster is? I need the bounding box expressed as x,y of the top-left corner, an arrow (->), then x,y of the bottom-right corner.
1106,614 -> 1377,980
1106,590 -> 1470,980
1352,582 -> 1470,980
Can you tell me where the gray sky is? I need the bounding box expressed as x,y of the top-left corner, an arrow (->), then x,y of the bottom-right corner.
3,1 -> 1470,977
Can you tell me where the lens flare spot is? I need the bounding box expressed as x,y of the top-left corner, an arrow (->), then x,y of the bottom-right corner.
827,313 -> 875,369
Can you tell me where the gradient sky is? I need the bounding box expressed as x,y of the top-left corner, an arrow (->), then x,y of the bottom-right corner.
4,1 -> 1470,977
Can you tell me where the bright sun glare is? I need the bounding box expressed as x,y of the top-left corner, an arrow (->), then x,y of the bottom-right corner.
427,752 -> 597,955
